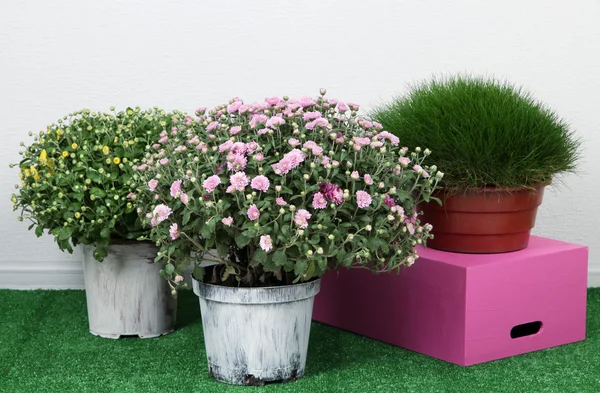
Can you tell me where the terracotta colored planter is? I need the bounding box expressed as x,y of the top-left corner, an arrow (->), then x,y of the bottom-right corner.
420,185 -> 546,253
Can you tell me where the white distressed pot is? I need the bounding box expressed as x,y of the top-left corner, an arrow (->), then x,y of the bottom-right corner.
193,278 -> 321,385
82,241 -> 177,339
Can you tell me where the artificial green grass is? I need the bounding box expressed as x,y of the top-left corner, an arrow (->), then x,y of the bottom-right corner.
1,289 -> 599,393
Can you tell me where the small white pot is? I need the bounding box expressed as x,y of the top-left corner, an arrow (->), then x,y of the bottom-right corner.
83,241 -> 177,339
193,277 -> 321,385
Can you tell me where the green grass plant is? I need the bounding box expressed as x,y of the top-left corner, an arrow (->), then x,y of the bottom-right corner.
371,76 -> 580,192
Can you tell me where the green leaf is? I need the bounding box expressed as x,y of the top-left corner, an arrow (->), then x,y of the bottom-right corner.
281,225 -> 290,237
100,227 -> 111,239
396,190 -> 412,202
192,265 -> 205,281
294,261 -> 308,275
309,235 -> 320,245
430,196 -> 442,206
35,225 -> 44,237
367,237 -> 381,250
90,187 -> 106,198
58,227 -> 73,241
86,169 -> 102,183
251,249 -> 267,266
182,210 -> 191,226
305,261 -> 316,279
216,241 -> 229,258
235,233 -> 251,248
165,263 -> 175,274
273,250 -> 287,266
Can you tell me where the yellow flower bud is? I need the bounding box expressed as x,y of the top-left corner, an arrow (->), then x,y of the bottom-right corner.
102,146 -> 110,155
71,143 -> 78,149
113,157 -> 121,165
62,151 -> 69,158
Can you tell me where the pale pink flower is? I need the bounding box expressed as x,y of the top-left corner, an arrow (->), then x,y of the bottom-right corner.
299,96 -> 316,107
303,140 -> 323,155
254,153 -> 264,161
372,121 -> 383,130
227,100 -> 242,114
229,172 -> 250,191
373,131 -> 400,146
251,175 -> 270,192
170,180 -> 182,198
180,193 -> 189,205
206,121 -> 219,132
174,145 -> 187,152
187,135 -> 200,145
148,179 -> 158,192
356,190 -> 372,208
247,204 -> 260,221
159,158 -> 169,165
413,165 -> 423,173
219,140 -> 234,153
302,111 -> 322,121
238,105 -> 249,114
306,117 -> 330,130
398,157 -> 411,167
174,275 -> 184,283
276,197 -> 287,206
203,175 -> 221,192
312,192 -> 327,209
169,223 -> 180,240
137,164 -> 148,171
353,136 -> 371,147
337,102 -> 350,112
246,141 -> 259,154
127,192 -> 136,199
294,209 -> 312,229
230,142 -> 247,155
226,185 -> 235,193
288,138 -> 301,147
152,204 -> 172,226
364,174 -> 373,185
328,98 -> 338,105
230,126 -> 242,135
321,155 -> 330,166
370,141 -> 384,148
351,171 -> 360,180
266,97 -> 282,106
406,222 -> 415,235
257,129 -> 270,135
227,154 -> 247,172
272,149 -> 306,175
222,216 -> 233,226
266,116 -> 286,128
348,103 -> 360,111
158,136 -> 168,144
250,114 -> 268,128
259,235 -> 273,252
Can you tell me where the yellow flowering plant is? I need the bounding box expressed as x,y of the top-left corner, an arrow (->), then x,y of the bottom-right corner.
11,107 -> 186,261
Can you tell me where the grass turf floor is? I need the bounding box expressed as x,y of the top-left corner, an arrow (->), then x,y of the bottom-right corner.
1,289 -> 599,393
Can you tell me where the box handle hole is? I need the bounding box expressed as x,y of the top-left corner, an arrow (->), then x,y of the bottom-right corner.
510,321 -> 542,339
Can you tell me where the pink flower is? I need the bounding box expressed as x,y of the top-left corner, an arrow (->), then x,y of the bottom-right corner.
266,97 -> 282,106
227,100 -> 242,114
250,114 -> 268,128
158,136 -> 168,144
398,157 -> 411,167
348,103 -> 360,111
259,235 -> 273,252
152,204 -> 172,226
245,141 -> 259,154
222,216 -> 233,227
174,275 -> 184,283
413,165 -> 423,173
337,102 -> 349,112
303,140 -> 323,155
276,197 -> 287,206
356,190 -> 372,208
226,185 -> 235,193
372,121 -> 383,130
312,192 -> 327,209
127,192 -> 136,199
159,158 -> 169,165
294,209 -> 312,229
319,182 -> 344,205
238,105 -> 249,114
203,175 -> 221,192
169,223 -> 180,240
306,117 -> 330,130
257,129 -> 270,135
351,171 -> 360,180
384,194 -> 396,207
180,193 -> 189,205
364,174 -> 373,185
288,138 -> 301,147
219,140 -> 234,153
148,179 -> 158,192
406,222 -> 415,235
251,175 -> 270,192
206,121 -> 219,132
230,126 -> 242,135
353,136 -> 371,147
254,153 -> 264,161
230,142 -> 247,155
266,116 -> 286,128
373,131 -> 400,146
170,180 -> 182,198
247,204 -> 260,221
229,172 -> 250,191
272,149 -> 306,175
227,154 -> 247,172
299,96 -> 316,107
302,111 -> 322,121
321,155 -> 330,166
370,141 -> 384,148
174,145 -> 187,152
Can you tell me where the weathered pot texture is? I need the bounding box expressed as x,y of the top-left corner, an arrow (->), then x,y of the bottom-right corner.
193,278 -> 321,386
82,241 -> 177,339
420,185 -> 545,253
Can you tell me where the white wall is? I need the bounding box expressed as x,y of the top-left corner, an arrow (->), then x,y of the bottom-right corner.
1,0 -> 598,288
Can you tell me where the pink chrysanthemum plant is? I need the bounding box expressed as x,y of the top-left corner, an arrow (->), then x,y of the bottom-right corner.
136,90 -> 443,288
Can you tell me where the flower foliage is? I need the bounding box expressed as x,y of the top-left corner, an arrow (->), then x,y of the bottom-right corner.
137,91 -> 442,287
11,107 -> 185,261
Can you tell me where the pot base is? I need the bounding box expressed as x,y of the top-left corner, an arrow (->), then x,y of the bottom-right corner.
89,327 -> 175,340
209,363 -> 303,386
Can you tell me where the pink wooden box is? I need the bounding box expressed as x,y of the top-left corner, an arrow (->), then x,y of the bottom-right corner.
313,236 -> 588,366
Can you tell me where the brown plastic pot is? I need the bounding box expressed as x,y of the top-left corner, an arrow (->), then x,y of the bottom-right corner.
420,185 -> 546,253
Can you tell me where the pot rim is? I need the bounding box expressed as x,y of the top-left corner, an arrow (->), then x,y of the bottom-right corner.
192,276 -> 321,304
437,182 -> 549,195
